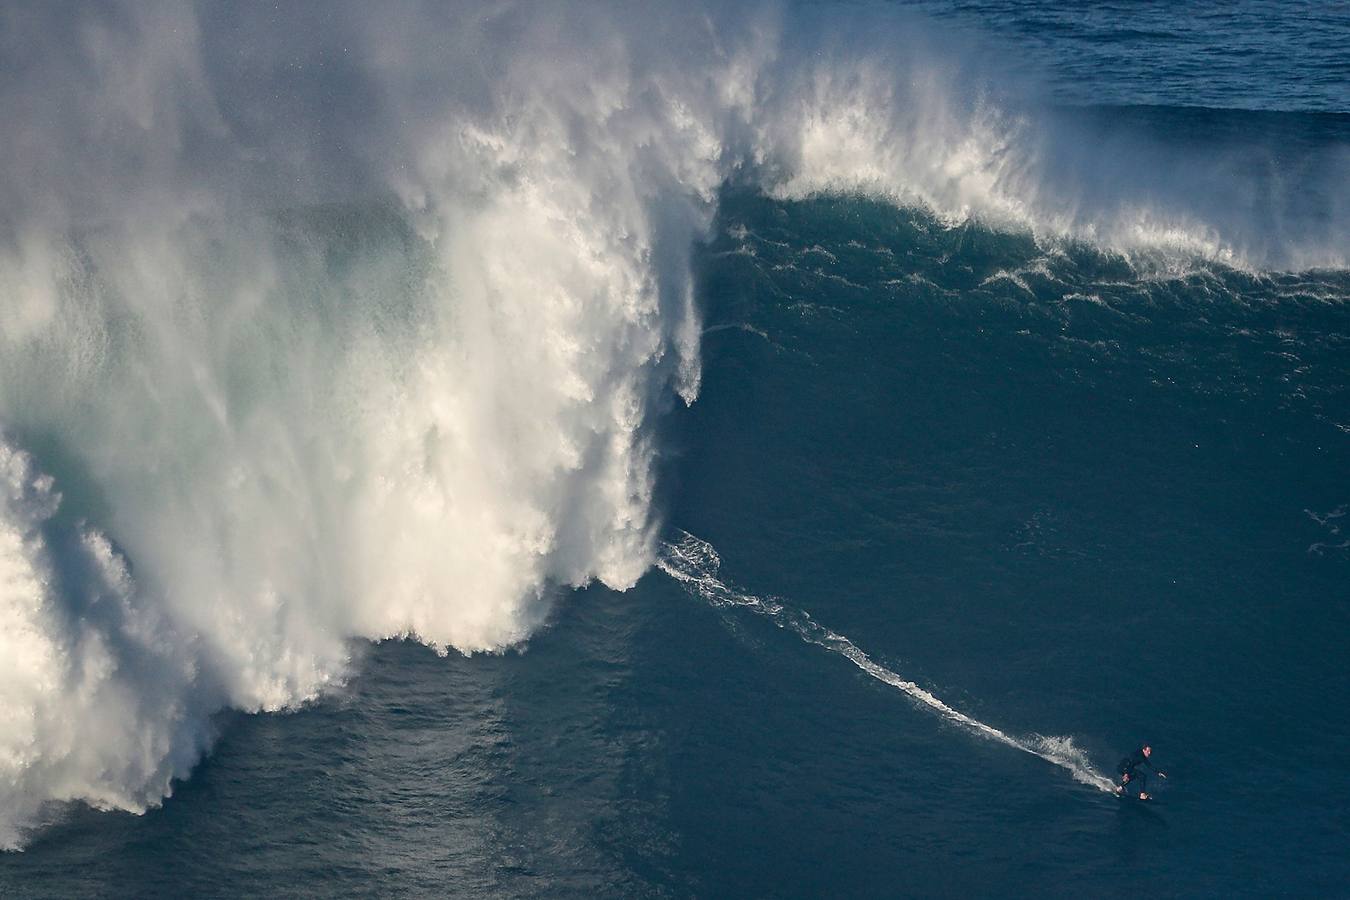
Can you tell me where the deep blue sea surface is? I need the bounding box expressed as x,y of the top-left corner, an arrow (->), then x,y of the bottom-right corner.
907,0 -> 1350,112
2,2 -> 1347,897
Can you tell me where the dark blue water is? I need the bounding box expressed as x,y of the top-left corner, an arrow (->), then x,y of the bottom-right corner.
4,2 -> 1349,897
668,194 -> 1350,894
905,0 -> 1350,112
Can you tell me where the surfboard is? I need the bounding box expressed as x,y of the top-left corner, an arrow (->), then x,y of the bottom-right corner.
1116,792 -> 1158,804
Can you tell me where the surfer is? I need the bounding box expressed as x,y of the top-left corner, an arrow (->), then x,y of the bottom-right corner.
1114,744 -> 1166,800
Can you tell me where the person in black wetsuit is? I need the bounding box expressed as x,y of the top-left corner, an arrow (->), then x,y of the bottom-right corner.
1115,744 -> 1167,799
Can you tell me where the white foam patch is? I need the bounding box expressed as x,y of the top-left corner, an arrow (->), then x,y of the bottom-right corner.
658,532 -> 1118,794
0,441 -> 208,850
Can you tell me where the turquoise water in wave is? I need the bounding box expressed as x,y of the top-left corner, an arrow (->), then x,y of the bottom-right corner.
3,2 -> 1349,897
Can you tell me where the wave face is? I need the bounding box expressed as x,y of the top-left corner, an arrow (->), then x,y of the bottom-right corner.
0,1 -> 1346,846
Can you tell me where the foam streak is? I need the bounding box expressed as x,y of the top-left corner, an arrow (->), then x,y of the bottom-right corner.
657,531 -> 1117,793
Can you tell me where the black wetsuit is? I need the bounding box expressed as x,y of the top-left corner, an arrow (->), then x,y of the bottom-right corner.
1116,748 -> 1159,795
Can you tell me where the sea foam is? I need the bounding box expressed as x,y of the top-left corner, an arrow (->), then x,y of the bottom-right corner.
657,532 -> 1119,793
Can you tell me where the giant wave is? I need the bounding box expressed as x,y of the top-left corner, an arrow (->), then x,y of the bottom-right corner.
1,0 -> 1346,847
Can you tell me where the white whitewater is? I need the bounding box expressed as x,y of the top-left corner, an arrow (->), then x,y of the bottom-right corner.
658,531 -> 1118,793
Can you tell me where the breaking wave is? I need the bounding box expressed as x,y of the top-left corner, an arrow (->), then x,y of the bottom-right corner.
1,0 -> 1341,845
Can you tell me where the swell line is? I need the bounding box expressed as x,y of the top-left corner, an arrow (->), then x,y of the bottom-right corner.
656,531 -> 1117,793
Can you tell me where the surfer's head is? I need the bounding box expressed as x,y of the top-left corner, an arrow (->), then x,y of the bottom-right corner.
1142,745 -> 1152,757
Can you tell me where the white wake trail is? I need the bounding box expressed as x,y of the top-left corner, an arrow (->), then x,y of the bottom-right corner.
657,531 -> 1117,794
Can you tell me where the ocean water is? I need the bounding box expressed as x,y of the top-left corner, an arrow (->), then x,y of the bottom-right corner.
1,2 -> 1347,897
